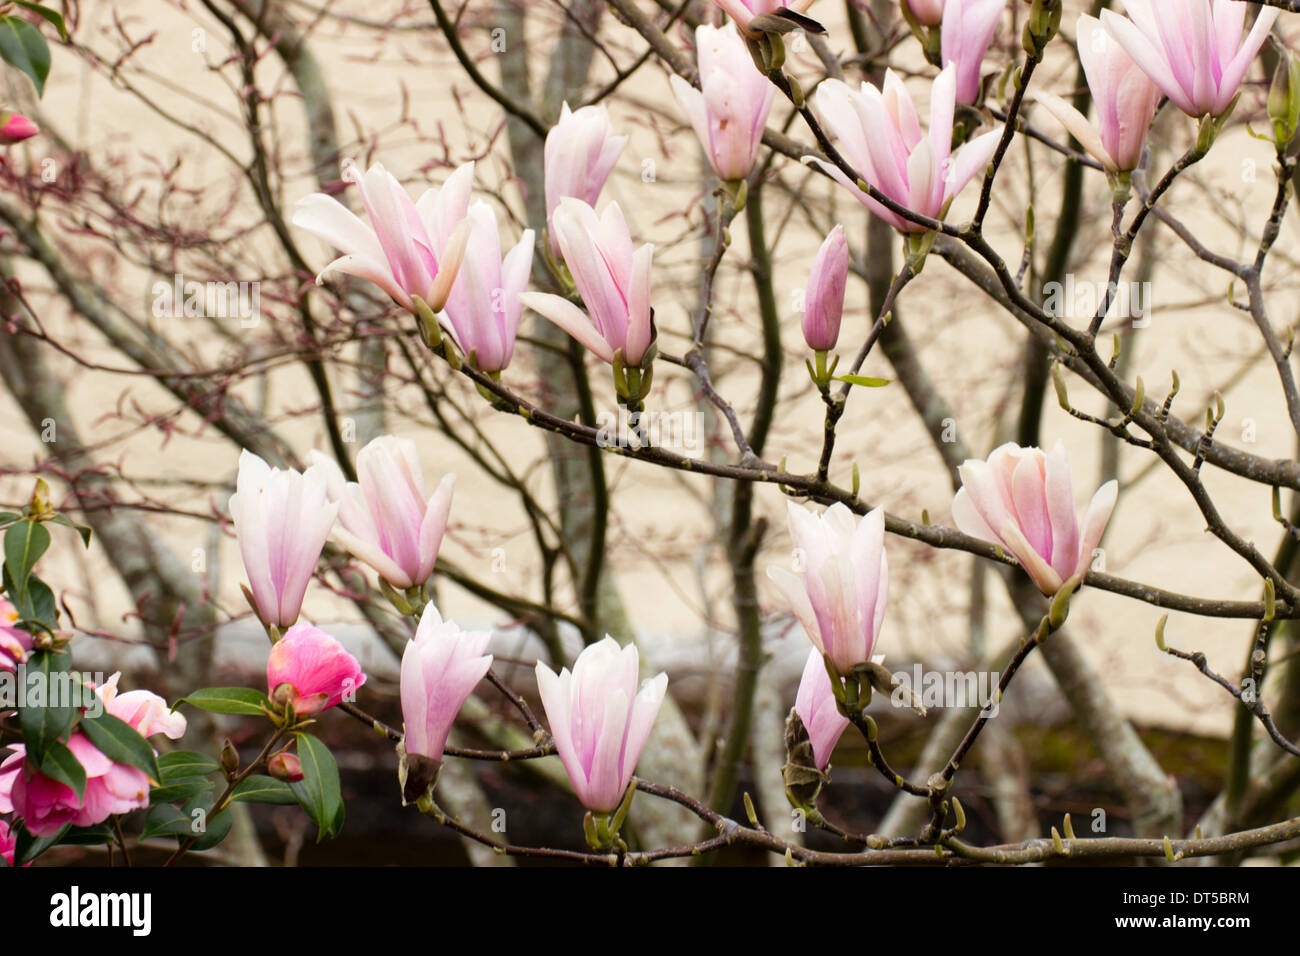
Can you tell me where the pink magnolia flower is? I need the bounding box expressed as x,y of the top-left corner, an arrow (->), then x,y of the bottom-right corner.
794,648 -> 849,771
95,673 -> 188,740
0,598 -> 33,674
440,203 -> 534,373
670,23 -> 776,183
0,111 -> 37,145
710,0 -> 819,35
1035,14 -> 1162,174
811,65 -> 1003,233
952,441 -> 1118,595
519,198 -> 656,367
941,0 -> 1006,105
0,737 -> 151,838
228,450 -> 338,629
293,160 -> 474,314
903,0 -> 946,28
535,637 -> 668,814
802,225 -> 848,351
266,622 -> 367,716
767,502 -> 889,675
545,103 -> 627,255
309,435 -> 454,591
400,604 -> 493,763
1101,0 -> 1280,119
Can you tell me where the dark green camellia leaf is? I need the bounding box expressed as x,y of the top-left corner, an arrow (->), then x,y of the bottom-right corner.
80,711 -> 161,783
3,518 -> 49,600
148,776 -> 213,805
290,733 -> 343,841
11,2 -> 68,41
173,687 -> 271,716
140,804 -> 192,841
60,825 -> 114,846
158,750 -> 221,780
15,822 -> 70,864
230,774 -> 298,805
35,739 -> 86,801
4,566 -> 56,629
180,790 -> 232,851
18,650 -> 77,766
189,810 -> 233,851
46,513 -> 92,547
0,15 -> 51,96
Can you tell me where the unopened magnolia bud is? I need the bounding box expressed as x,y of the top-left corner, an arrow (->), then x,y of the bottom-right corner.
1269,52 -> 1300,149
782,708 -> 828,809
220,739 -> 240,777
267,752 -> 303,782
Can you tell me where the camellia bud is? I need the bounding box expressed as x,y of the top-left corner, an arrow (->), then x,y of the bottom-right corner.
220,739 -> 240,777
0,110 -> 38,145
267,752 -> 304,782
1268,51 -> 1300,150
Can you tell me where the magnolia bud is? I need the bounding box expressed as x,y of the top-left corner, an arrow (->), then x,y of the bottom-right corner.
267,752 -> 304,782
1269,52 -> 1300,150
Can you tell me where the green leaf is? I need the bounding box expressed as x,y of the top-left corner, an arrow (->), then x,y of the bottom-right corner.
18,649 -> 76,766
0,16 -> 50,96
80,710 -> 161,783
3,518 -> 49,601
834,374 -> 893,388
158,750 -> 221,780
189,810 -> 233,852
4,565 -> 56,629
15,821 -> 69,864
230,774 -> 298,805
37,739 -> 86,801
0,511 -> 22,527
47,513 -> 92,548
174,686 -> 271,716
60,825 -> 113,846
149,776 -> 212,805
11,2 -> 68,41
140,804 -> 192,840
290,733 -> 343,841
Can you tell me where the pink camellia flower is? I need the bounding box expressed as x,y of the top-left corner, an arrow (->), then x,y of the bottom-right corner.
767,502 -> 888,675
0,818 -> 19,865
545,103 -> 626,256
0,598 -> 33,674
228,450 -> 338,629
0,676 -> 184,839
95,673 -> 188,740
952,441 -> 1118,595
1035,14 -> 1162,174
293,160 -> 474,314
0,111 -> 37,145
802,225 -> 849,352
794,648 -> 850,771
1100,0 -> 1279,120
309,435 -> 454,591
903,0 -> 946,28
670,23 -> 776,183
440,203 -> 534,373
710,0 -> 819,35
400,604 -> 493,764
266,622 -> 367,717
0,737 -> 149,838
941,0 -> 1006,106
519,198 -> 656,367
535,637 -> 668,814
811,65 -> 1002,233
